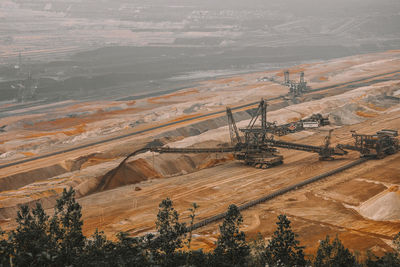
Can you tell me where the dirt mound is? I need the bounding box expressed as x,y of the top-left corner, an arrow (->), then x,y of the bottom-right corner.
359,187 -> 400,221
74,141 -> 233,198
0,164 -> 67,192
99,158 -> 161,191
327,103 -> 365,126
63,153 -> 100,172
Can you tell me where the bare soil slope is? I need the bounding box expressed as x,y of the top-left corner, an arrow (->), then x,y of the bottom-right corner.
0,51 -> 400,257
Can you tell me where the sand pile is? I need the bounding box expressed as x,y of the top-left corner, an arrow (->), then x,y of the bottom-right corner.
359,186 -> 400,221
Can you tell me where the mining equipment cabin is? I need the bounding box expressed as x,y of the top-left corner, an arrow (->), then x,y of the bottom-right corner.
338,129 -> 399,158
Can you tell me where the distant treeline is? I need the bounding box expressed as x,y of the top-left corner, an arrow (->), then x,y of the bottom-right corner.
0,188 -> 398,266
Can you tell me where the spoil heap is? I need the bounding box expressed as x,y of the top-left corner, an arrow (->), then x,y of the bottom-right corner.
359,186 -> 400,221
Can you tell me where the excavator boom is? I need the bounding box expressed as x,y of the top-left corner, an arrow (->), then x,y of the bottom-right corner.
226,107 -> 242,145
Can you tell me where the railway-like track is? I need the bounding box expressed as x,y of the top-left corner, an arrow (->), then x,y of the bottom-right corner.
187,158 -> 369,231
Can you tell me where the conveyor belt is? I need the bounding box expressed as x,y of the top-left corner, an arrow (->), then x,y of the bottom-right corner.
150,147 -> 236,154
269,139 -> 323,153
187,158 -> 368,231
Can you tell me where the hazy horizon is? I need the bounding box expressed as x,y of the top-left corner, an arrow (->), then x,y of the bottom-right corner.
1,0 -> 399,103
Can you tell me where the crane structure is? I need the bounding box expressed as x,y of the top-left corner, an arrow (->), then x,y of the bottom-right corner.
226,107 -> 242,145
101,99 -> 399,194
122,98 -> 399,171
149,99 -> 346,169
235,99 -> 284,168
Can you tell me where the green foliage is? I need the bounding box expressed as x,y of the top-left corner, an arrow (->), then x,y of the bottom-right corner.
0,228 -> 12,266
185,202 -> 199,266
0,188 -> 399,267
366,252 -> 400,267
4,188 -> 86,266
213,204 -> 250,267
11,203 -> 56,266
248,233 -> 267,267
264,214 -> 307,267
365,232 -> 400,267
186,202 -> 198,250
314,235 -> 358,267
153,197 -> 187,266
79,229 -> 115,266
112,232 -> 154,266
394,232 -> 400,252
49,187 -> 85,266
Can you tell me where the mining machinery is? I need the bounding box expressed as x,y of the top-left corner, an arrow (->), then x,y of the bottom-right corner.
151,100 -> 284,168
299,71 -> 307,92
263,113 -> 330,136
226,107 -> 242,144
234,99 -> 284,168
284,70 -> 290,85
147,99 -> 346,169
337,130 -> 399,158
283,70 -> 308,98
12,72 -> 38,102
267,129 -> 347,161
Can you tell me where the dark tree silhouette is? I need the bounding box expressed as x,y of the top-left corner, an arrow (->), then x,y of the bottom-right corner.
10,203 -> 55,266
153,197 -> 187,266
213,204 -> 250,266
314,235 -> 359,267
264,214 -> 307,267
49,187 -> 85,266
1,187 -> 399,266
365,232 -> 400,267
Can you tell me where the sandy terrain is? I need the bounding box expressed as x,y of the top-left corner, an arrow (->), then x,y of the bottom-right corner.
0,50 -> 400,257
1,50 -> 399,162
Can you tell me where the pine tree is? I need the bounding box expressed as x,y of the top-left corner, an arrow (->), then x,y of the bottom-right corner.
153,198 -> 187,266
80,229 -> 114,266
248,232 -> 267,267
186,202 -> 198,250
185,202 -> 199,266
365,232 -> 400,267
264,214 -> 307,267
114,232 -> 155,266
213,204 -> 250,267
314,235 -> 358,267
10,203 -> 56,266
0,228 -> 12,266
49,187 -> 85,266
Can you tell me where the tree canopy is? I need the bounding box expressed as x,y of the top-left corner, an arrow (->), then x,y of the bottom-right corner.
0,188 -> 398,267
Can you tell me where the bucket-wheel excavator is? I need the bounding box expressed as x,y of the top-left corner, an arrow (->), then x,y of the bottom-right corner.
98,99 -> 399,194
229,100 -> 283,168
147,99 -> 346,168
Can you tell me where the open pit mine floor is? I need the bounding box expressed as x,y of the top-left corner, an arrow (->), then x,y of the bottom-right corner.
1,67 -> 400,171
0,50 -> 400,257
78,107 -> 400,257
